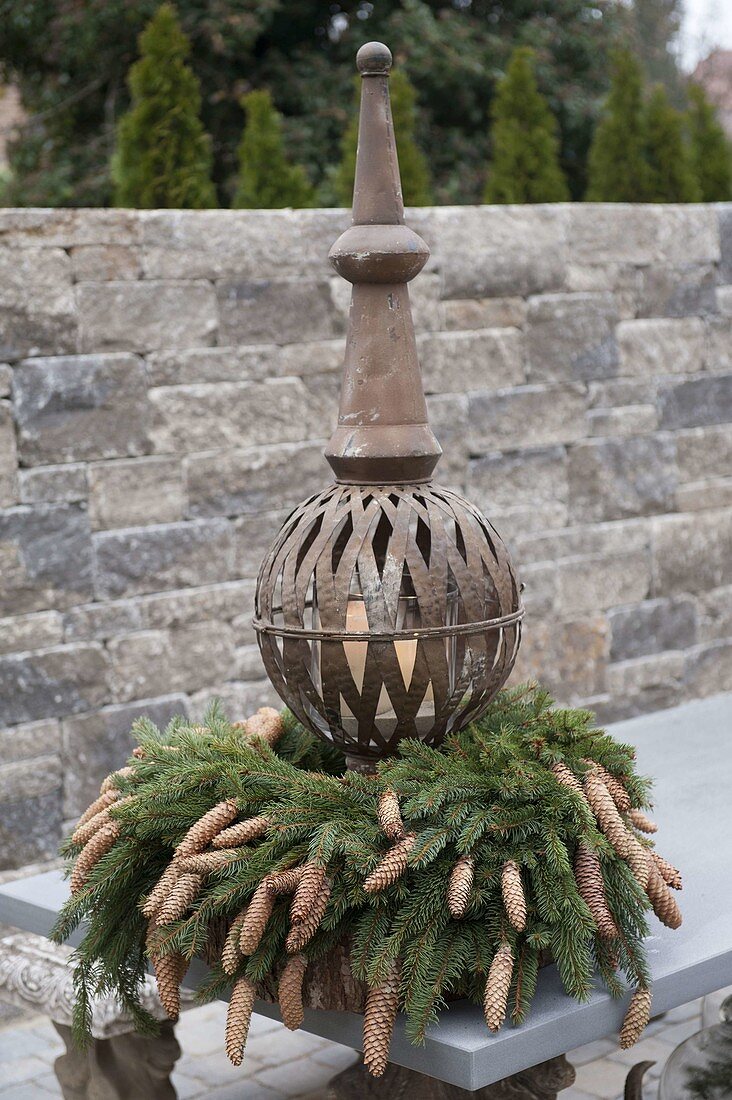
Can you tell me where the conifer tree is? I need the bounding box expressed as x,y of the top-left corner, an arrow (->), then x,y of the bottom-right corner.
336,70 -> 432,207
586,49 -> 649,201
644,83 -> 700,202
687,84 -> 732,201
111,4 -> 216,209
484,47 -> 569,203
234,90 -> 314,209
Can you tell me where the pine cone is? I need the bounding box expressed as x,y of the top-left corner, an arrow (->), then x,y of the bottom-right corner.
363,834 -> 416,894
286,877 -> 332,953
70,823 -> 120,894
156,872 -> 203,925
153,951 -> 184,1021
377,789 -> 405,842
239,880 -> 274,954
100,766 -> 135,795
279,953 -> 307,1030
141,861 -> 179,919
177,850 -> 243,875
483,943 -> 514,1033
245,707 -> 284,746
550,762 -> 584,796
501,860 -> 527,933
175,799 -> 239,859
72,807 -> 111,847
584,773 -> 632,860
226,976 -> 256,1066
212,815 -> 270,849
646,869 -> 682,929
447,855 -> 474,919
627,837 -> 652,892
74,789 -> 120,831
584,760 -> 631,811
267,867 -> 305,896
221,911 -> 247,976
574,843 -> 619,939
363,958 -> 401,1078
651,851 -> 682,890
628,808 -> 658,834
290,863 -> 327,923
620,987 -> 652,1049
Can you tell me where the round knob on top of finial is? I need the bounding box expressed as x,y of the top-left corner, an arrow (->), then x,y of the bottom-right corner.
356,41 -> 392,75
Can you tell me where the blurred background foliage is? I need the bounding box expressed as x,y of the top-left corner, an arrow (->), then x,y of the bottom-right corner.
0,0 -> 728,207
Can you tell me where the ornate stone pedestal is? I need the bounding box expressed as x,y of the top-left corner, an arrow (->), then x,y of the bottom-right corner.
326,1054 -> 576,1098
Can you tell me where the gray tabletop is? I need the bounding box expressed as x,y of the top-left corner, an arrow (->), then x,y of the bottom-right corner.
1,693 -> 731,1090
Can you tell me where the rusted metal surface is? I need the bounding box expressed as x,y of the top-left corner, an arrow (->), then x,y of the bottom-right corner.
254,42 -> 523,765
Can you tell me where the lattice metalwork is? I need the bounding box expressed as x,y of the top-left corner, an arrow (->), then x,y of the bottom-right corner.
254,483 -> 523,763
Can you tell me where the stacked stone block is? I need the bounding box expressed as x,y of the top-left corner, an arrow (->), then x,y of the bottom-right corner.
0,204 -> 731,868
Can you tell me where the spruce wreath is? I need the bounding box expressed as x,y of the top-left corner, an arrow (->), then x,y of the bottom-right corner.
52,684 -> 682,1078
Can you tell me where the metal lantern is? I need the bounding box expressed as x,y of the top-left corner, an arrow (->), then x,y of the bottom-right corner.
254,42 -> 523,769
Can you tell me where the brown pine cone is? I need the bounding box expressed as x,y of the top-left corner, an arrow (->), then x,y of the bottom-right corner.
177,850 -> 244,875
245,707 -> 284,746
627,836 -> 652,892
221,911 -> 247,976
447,855 -> 474,919
226,976 -> 257,1066
620,987 -> 652,1049
70,823 -> 120,894
240,881 -> 274,954
141,861 -> 179,919
574,843 -> 619,939
74,789 -> 120,831
290,863 -> 327,924
174,799 -> 239,859
156,872 -> 203,925
363,834 -> 416,894
279,953 -> 308,1030
100,766 -> 135,795
550,762 -> 584,796
363,958 -> 401,1078
646,869 -> 682,929
584,773 -> 632,860
584,761 -> 631,811
153,951 -> 184,1021
501,860 -> 527,933
212,816 -> 271,849
651,851 -> 682,891
628,808 -> 658,834
72,807 -> 112,848
483,943 -> 514,1033
267,867 -> 305,896
377,789 -> 405,842
286,878 -> 332,953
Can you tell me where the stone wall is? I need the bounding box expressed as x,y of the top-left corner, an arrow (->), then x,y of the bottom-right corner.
1,204 -> 731,869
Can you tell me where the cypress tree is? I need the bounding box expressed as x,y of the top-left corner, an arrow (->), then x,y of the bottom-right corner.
687,84 -> 732,201
234,90 -> 314,209
586,49 -> 649,202
484,47 -> 569,204
336,69 -> 432,207
112,4 -> 216,209
644,83 -> 701,202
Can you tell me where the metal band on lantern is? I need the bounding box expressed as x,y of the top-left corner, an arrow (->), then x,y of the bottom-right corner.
254,45 -> 524,770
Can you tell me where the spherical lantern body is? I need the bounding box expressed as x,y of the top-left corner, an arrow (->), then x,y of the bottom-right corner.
255,483 -> 522,763
252,42 -> 524,767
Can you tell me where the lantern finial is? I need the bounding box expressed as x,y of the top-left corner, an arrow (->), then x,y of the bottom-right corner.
324,42 -> 441,485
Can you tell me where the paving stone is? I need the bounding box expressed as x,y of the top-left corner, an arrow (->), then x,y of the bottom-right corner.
609,596 -> 698,661
247,1030 -> 326,1068
587,405 -> 658,438
217,279 -> 342,346
442,297 -> 526,330
720,204 -> 732,283
0,401 -> 18,507
0,247 -> 76,361
565,205 -> 659,265
0,1023 -> 61,1063
0,643 -> 109,726
638,263 -> 718,318
466,446 -> 569,516
706,315 -> 732,373
568,436 -> 677,523
512,617 -> 609,701
608,1033 -> 676,1068
76,280 -> 217,352
0,789 -> 63,871
675,425 -> 732,482
606,652 -> 685,716
255,1055 -> 335,1096
419,328 -> 525,393
684,639 -> 732,696
169,1070 -> 204,1099
185,443 -> 325,519
233,512 -> 287,579
426,393 -> 469,487
189,679 -> 279,723
70,244 -> 141,282
88,457 -> 185,531
0,754 -> 62,802
94,519 -> 235,600
0,1052 -> 50,1085
0,611 -> 64,656
526,292 -> 618,382
0,504 -> 93,616
653,509 -> 732,595
658,373 -> 732,430
572,1056 -> 631,1099
0,719 -> 61,765
18,465 -> 88,506
0,1082 -> 61,1099
469,384 -> 587,451
655,1016 -> 704,1046
147,340 -> 343,387
618,317 -> 705,377
13,354 -> 150,465
654,205 -> 720,265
